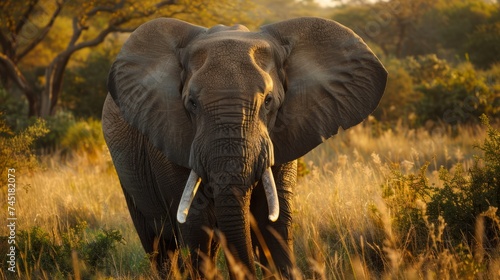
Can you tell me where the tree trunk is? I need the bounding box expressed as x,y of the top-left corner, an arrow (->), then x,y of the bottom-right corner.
39,52 -> 71,117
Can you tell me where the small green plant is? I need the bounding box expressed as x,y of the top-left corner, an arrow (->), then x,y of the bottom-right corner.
297,157 -> 310,178
377,162 -> 432,254
83,228 -> 124,273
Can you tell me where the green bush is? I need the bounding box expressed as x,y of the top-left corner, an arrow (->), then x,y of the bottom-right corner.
427,115 -> 500,247
61,48 -> 115,119
379,115 -> 500,253
378,162 -> 431,252
9,222 -> 124,278
371,55 -> 500,127
405,54 -> 450,86
60,119 -> 105,160
424,127 -> 499,241
36,110 -> 76,151
83,229 -> 124,273
0,113 -> 48,179
373,59 -> 418,124
414,62 -> 497,125
0,87 -> 29,129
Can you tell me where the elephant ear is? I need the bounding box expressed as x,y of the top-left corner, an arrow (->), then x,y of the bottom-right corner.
108,18 -> 206,167
261,17 -> 387,165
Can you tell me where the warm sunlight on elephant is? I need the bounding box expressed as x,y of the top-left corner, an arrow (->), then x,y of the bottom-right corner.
102,17 -> 387,278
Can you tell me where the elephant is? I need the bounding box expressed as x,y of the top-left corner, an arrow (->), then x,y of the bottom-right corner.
102,16 -> 387,278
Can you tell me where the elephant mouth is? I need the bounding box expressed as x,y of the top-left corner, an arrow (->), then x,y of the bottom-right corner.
176,167 -> 279,223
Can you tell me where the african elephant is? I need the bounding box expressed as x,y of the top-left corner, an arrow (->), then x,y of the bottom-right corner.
102,17 -> 387,278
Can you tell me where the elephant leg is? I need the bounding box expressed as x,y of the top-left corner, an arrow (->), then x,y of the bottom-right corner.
251,160 -> 297,278
103,94 -> 190,272
122,187 -> 177,270
111,135 -> 190,272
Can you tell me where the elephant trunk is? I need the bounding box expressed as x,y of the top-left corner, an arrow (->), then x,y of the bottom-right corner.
214,185 -> 255,276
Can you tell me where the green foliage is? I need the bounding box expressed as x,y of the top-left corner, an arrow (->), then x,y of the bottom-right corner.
10,222 -> 124,278
380,115 -> 500,252
82,229 -> 125,273
437,0 -> 500,68
37,110 -> 76,150
465,21 -> 500,69
297,157 -> 310,178
415,62 -> 497,125
36,113 -> 106,160
426,164 -> 476,241
404,54 -> 450,85
378,162 -> 431,251
0,87 -> 29,128
17,226 -> 71,278
61,48 -> 116,119
373,58 -> 417,124
0,113 -> 48,178
333,0 -> 500,67
426,115 -> 500,243
374,54 -> 500,126
60,119 -> 105,160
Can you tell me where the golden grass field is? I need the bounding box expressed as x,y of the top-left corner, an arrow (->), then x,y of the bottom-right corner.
2,119 -> 498,279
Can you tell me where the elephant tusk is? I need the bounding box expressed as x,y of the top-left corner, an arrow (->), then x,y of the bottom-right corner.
262,167 -> 279,222
177,170 -> 202,223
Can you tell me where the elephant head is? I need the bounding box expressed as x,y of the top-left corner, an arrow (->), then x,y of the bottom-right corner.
108,17 -> 387,273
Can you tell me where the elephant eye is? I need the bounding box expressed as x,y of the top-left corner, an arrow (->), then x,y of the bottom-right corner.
264,95 -> 273,107
189,98 -> 197,110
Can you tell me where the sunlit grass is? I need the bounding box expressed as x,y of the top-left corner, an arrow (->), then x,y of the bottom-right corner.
2,120 -> 497,279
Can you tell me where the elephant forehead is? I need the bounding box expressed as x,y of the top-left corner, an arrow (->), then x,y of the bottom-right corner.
187,35 -> 274,92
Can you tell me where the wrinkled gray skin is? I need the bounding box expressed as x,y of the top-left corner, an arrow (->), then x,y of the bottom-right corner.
102,17 -> 387,278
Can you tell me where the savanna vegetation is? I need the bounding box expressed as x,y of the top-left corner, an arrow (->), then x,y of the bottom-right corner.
1,0 -> 500,279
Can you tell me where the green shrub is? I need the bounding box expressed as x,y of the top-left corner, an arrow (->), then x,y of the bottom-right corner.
83,229 -> 124,273
377,162 -> 431,252
9,222 -> 124,278
379,115 -> 500,254
405,54 -> 450,86
36,110 -> 76,151
0,87 -> 29,129
373,59 -> 419,124
414,62 -> 497,125
0,113 -> 48,179
297,157 -> 310,178
60,119 -> 105,160
427,115 -> 500,242
61,49 -> 114,119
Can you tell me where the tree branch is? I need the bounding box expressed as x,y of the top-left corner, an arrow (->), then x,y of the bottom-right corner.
67,16 -> 84,48
0,53 -> 32,93
0,31 -> 13,57
86,0 -> 126,17
17,0 -> 65,61
14,0 -> 40,35
69,25 -> 116,52
155,0 -> 177,8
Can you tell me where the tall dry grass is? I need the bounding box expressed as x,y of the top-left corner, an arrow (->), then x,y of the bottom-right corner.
1,120 -> 496,279
294,120 -> 497,279
0,147 -> 149,278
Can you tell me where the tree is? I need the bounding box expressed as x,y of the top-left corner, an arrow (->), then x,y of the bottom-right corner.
437,0 -> 500,68
332,0 -> 500,66
333,0 -> 435,58
0,0 -> 257,117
